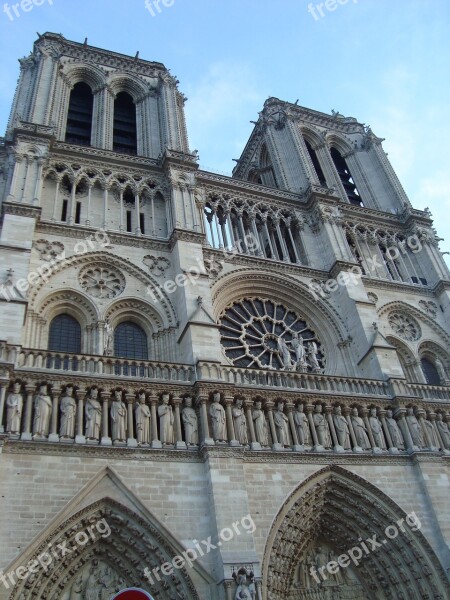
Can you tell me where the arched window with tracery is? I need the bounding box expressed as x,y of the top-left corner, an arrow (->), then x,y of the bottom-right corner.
114,321 -> 148,360
330,147 -> 362,206
420,357 -> 440,385
48,314 -> 82,353
65,82 -> 94,145
113,92 -> 137,155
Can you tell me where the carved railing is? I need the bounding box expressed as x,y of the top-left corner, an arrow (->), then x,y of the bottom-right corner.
196,362 -> 391,397
404,382 -> 450,402
16,349 -> 195,383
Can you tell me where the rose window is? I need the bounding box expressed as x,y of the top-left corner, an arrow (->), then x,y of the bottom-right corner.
219,298 -> 324,370
79,264 -> 125,299
388,312 -> 421,341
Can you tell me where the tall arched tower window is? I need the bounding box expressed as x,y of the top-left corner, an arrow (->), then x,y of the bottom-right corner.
114,321 -> 148,359
65,82 -> 94,145
305,140 -> 326,186
48,314 -> 82,353
113,92 -> 137,155
330,147 -> 362,206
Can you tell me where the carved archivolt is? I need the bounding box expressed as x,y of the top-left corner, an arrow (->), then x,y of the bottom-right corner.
262,465 -> 450,600
7,496 -> 202,600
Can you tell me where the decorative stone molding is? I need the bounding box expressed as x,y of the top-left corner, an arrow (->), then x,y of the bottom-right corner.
142,254 -> 170,276
34,239 -> 65,261
388,311 -> 421,342
79,263 -> 126,299
418,299 -> 438,317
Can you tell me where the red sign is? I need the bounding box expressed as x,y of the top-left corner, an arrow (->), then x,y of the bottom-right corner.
111,590 -> 154,600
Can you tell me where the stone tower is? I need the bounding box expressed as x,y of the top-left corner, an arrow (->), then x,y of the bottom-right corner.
0,33 -> 449,600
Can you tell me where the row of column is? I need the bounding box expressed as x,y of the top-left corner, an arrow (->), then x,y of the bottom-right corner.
2,384 -> 449,454
204,206 -> 302,264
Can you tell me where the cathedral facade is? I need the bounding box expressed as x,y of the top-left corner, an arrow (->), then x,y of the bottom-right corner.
0,32 -> 449,600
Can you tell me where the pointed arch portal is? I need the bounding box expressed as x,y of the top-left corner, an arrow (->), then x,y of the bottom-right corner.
7,497 -> 201,600
262,466 -> 449,600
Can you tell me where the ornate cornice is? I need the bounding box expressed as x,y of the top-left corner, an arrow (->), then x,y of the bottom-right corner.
2,201 -> 42,219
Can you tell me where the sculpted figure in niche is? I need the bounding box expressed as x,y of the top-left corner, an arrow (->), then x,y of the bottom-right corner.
333,406 -> 351,449
405,407 -> 424,447
436,413 -> 450,449
294,403 -> 311,446
232,398 -> 248,445
291,332 -> 308,370
368,408 -> 386,449
313,404 -> 332,448
158,394 -> 174,444
386,409 -> 405,449
435,358 -> 448,384
104,318 -> 113,356
60,385 -> 77,439
252,401 -> 268,446
85,387 -> 102,440
111,390 -> 127,442
277,336 -> 293,370
135,392 -> 151,445
308,341 -> 322,372
6,382 -> 23,434
422,415 -> 439,448
182,396 -> 198,445
84,561 -> 102,600
351,407 -> 371,449
209,393 -> 227,442
274,402 -> 290,446
33,384 -> 52,438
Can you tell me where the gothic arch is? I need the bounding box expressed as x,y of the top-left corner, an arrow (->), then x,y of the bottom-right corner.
262,465 -> 449,600
325,132 -> 354,156
6,468 -> 211,600
61,62 -> 107,92
299,125 -> 323,149
27,251 -> 178,329
211,270 -> 350,375
378,300 -> 450,347
108,73 -> 150,103
384,335 -> 423,382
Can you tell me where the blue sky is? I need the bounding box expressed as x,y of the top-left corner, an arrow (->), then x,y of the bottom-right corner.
0,0 -> 449,265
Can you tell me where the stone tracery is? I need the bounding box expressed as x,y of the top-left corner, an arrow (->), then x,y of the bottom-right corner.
219,298 -> 324,371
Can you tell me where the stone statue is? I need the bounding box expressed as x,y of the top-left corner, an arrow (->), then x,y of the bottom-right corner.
422,416 -> 439,449
158,394 -> 174,444
274,402 -> 290,446
111,390 -> 127,443
294,404 -> 311,446
436,413 -> 450,449
33,384 -> 52,438
6,382 -> 23,434
386,410 -> 405,449
252,401 -> 268,446
104,318 -> 113,356
209,393 -> 227,442
85,387 -> 102,441
232,398 -> 248,445
84,561 -> 101,600
277,336 -> 293,370
182,396 -> 198,445
291,332 -> 308,371
69,575 -> 83,600
135,392 -> 151,445
333,406 -> 351,449
351,408 -> 371,449
405,408 -> 424,447
368,408 -> 386,449
435,359 -> 448,384
312,404 -> 332,448
60,385 -> 76,439
307,341 -> 322,372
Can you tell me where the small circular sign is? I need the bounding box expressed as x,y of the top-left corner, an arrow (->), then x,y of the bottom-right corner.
111,589 -> 154,600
